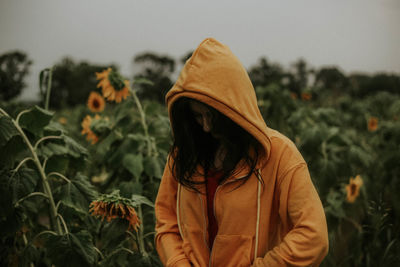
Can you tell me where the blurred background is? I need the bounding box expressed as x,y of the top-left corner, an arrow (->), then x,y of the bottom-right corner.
1,1 -> 400,266
1,0 -> 399,103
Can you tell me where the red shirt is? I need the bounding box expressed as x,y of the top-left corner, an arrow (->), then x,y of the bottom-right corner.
206,170 -> 222,248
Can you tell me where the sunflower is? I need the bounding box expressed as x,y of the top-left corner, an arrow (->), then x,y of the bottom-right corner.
368,117 -> 378,132
89,193 -> 141,232
87,91 -> 105,112
96,68 -> 130,103
81,114 -> 100,144
301,92 -> 312,101
345,175 -> 363,203
290,92 -> 298,100
58,117 -> 67,125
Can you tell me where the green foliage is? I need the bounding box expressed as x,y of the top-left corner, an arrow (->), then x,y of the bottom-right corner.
2,53 -> 400,266
133,52 -> 175,103
45,231 -> 97,267
254,81 -> 400,266
48,57 -> 115,109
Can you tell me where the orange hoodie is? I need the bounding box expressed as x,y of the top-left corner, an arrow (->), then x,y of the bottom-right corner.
155,38 -> 329,267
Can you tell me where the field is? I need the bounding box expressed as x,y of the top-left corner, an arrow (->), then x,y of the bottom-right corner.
1,66 -> 399,266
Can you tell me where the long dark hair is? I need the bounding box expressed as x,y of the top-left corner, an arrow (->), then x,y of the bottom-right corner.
169,97 -> 263,191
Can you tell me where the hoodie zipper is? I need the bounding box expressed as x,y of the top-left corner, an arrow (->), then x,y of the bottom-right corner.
198,193 -> 210,252
208,174 -> 248,267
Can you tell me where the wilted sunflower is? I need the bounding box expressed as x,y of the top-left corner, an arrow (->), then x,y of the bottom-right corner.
87,91 -> 105,112
368,117 -> 378,132
81,114 -> 100,144
89,192 -> 141,232
345,175 -> 363,203
96,68 -> 130,103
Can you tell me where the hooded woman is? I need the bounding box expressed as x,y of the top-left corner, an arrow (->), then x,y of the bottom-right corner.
155,38 -> 328,267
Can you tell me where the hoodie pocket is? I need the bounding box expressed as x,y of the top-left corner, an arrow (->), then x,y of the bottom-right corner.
211,234 -> 252,267
181,225 -> 209,267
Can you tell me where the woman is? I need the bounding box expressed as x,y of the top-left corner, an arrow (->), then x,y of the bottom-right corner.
155,38 -> 328,267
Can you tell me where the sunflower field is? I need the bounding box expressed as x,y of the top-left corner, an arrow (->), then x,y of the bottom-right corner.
1,64 -> 400,266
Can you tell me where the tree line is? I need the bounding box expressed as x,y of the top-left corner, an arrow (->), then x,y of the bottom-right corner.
1,50 -> 399,109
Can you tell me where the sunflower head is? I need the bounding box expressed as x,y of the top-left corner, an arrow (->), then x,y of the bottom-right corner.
368,117 -> 378,132
81,115 -> 99,144
345,175 -> 363,203
87,91 -> 105,112
96,68 -> 130,103
301,92 -> 312,101
81,114 -> 110,144
89,190 -> 141,232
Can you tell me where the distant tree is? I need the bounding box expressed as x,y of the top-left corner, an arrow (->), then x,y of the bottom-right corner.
133,52 -> 175,103
286,58 -> 314,94
49,57 -> 114,109
314,66 -> 349,96
0,51 -> 32,101
348,73 -> 400,97
180,51 -> 193,65
248,57 -> 285,88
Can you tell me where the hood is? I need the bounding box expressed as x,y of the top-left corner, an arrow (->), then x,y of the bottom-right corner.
166,38 -> 271,164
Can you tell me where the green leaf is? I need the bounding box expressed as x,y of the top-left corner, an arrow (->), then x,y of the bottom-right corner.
45,230 -> 97,267
122,154 -> 143,179
119,181 -> 143,197
19,105 -> 53,136
143,156 -> 162,179
44,155 -> 69,174
0,115 -> 18,146
63,135 -> 88,157
0,135 -> 26,169
53,173 -> 98,215
44,120 -> 66,135
325,189 -> 346,218
91,116 -> 112,136
131,194 -> 154,208
10,167 -> 40,204
97,129 -> 123,155
114,98 -> 135,123
37,135 -> 88,159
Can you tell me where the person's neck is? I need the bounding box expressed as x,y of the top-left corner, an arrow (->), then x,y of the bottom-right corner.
213,144 -> 226,170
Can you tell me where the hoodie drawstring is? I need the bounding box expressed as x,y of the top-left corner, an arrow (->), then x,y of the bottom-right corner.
177,184 -> 183,237
255,169 -> 262,259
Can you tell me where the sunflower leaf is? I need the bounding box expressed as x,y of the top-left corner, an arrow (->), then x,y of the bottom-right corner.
143,156 -> 162,179
122,154 -> 143,180
0,115 -> 19,147
19,105 -> 53,137
45,230 -> 97,267
53,173 -> 98,215
131,194 -> 154,208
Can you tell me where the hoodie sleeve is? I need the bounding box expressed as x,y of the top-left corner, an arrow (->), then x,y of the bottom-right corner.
252,163 -> 329,267
155,157 -> 192,267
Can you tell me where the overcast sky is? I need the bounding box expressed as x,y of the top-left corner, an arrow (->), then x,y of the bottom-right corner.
1,0 -> 399,101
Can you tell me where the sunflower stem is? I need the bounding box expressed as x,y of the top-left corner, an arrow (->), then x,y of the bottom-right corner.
15,192 -> 49,208
130,87 -> 153,157
135,211 -> 148,257
12,157 -> 34,175
34,135 -> 62,150
21,232 -> 35,267
47,172 -> 71,183
44,68 -> 53,111
2,108 -> 62,235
